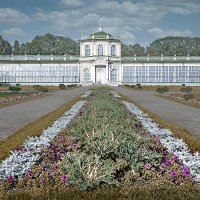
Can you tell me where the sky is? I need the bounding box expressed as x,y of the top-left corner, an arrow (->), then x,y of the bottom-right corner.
0,0 -> 200,46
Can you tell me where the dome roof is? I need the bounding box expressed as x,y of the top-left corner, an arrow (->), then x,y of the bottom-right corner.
81,20 -> 121,42
89,31 -> 112,39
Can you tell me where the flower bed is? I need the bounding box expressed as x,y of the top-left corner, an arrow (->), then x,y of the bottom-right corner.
123,101 -> 200,182
0,100 -> 86,180
0,89 -> 199,198
0,92 -> 46,104
163,92 -> 200,104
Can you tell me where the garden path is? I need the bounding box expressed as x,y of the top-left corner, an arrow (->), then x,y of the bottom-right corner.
0,87 -> 91,139
115,87 -> 200,138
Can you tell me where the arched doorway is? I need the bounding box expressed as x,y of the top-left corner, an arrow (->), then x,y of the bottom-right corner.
96,67 -> 106,84
83,68 -> 91,83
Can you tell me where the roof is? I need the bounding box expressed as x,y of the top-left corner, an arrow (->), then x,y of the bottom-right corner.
81,31 -> 121,43
89,31 -> 112,38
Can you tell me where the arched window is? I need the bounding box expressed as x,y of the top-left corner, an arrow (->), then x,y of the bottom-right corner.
111,45 -> 116,56
85,45 -> 90,56
98,45 -> 103,56
83,68 -> 91,82
111,69 -> 117,82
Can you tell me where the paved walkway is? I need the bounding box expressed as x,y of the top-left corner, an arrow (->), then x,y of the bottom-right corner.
115,87 -> 200,138
0,87 -> 90,139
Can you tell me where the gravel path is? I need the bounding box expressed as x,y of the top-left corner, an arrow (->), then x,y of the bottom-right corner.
0,87 -> 90,139
115,87 -> 200,138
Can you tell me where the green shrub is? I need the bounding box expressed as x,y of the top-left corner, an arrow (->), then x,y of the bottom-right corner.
156,86 -> 169,94
130,85 -> 136,88
33,85 -> 48,93
67,84 -> 77,88
9,86 -> 21,92
59,84 -> 67,90
183,93 -> 195,100
180,87 -> 193,93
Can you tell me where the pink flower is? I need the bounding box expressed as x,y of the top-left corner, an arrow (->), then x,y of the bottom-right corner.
71,144 -> 78,151
159,166 -> 164,173
182,165 -> 190,177
144,163 -> 152,170
173,155 -> 179,162
7,175 -> 15,183
164,159 -> 171,166
26,169 -> 33,178
61,174 -> 69,182
168,171 -> 177,177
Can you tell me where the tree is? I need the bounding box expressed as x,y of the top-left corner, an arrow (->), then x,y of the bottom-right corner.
12,40 -> 21,55
121,43 -> 145,56
147,36 -> 200,56
22,33 -> 79,55
0,36 -> 12,55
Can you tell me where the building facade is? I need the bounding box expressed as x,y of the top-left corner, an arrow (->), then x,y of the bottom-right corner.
0,23 -> 200,86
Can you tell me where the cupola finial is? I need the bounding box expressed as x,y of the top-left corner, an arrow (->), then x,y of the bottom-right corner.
99,19 -> 103,32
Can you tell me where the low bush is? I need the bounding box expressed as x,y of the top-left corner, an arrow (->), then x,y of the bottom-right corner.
67,84 -> 78,88
59,84 -> 67,90
9,86 -> 21,92
156,86 -> 169,94
130,85 -> 136,88
183,93 -> 195,100
180,87 -> 193,93
33,85 -> 48,93
136,84 -> 143,90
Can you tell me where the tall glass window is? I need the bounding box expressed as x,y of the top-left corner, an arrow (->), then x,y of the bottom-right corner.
98,45 -> 103,56
85,45 -> 90,56
111,69 -> 117,82
83,68 -> 91,82
111,45 -> 116,56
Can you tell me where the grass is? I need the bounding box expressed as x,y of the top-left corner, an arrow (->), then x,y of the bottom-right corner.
0,95 -> 81,161
2,184 -> 200,200
155,94 -> 200,109
120,94 -> 200,152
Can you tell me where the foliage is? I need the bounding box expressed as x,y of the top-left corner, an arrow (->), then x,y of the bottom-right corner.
59,84 -> 67,90
156,86 -> 169,94
183,93 -> 195,100
122,43 -> 145,56
67,84 -> 78,88
62,91 -> 183,190
0,96 -> 81,160
0,36 -> 12,55
12,40 -> 21,55
147,36 -> 200,56
21,33 -> 79,55
180,87 -> 193,93
9,86 -> 21,92
33,85 -> 48,93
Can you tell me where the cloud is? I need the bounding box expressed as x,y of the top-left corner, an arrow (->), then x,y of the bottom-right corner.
16,0 -> 200,44
2,28 -> 27,36
60,0 -> 85,8
148,27 -> 192,38
0,8 -> 30,24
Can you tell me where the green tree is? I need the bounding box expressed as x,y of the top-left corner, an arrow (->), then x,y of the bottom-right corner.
22,33 -> 79,55
0,36 -> 12,55
12,40 -> 21,55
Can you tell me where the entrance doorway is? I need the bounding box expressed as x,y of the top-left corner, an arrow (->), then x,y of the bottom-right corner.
96,66 -> 106,84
